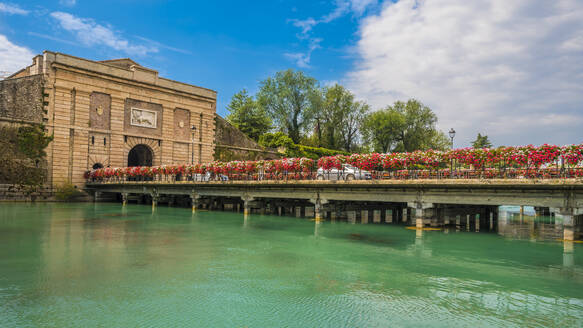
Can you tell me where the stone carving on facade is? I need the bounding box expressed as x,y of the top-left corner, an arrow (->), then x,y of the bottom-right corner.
131,108 -> 157,129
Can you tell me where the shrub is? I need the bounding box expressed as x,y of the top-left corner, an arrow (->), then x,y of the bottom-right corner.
55,183 -> 84,201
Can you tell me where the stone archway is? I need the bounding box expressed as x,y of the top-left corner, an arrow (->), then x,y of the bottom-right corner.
128,144 -> 153,167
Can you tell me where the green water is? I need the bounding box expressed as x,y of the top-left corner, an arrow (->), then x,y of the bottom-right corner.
1,203 -> 582,327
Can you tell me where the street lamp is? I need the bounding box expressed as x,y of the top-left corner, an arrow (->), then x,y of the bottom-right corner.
191,125 -> 197,164
448,128 -> 456,176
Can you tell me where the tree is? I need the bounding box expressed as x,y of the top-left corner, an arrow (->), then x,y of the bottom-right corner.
339,100 -> 368,152
394,99 -> 440,152
361,99 -> 447,153
226,89 -> 271,141
317,84 -> 369,152
257,69 -> 319,144
472,133 -> 493,149
361,108 -> 405,153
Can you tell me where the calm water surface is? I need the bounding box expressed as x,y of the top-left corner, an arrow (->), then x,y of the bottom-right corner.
0,203 -> 582,327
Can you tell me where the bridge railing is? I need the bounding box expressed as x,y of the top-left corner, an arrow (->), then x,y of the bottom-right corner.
86,167 -> 583,183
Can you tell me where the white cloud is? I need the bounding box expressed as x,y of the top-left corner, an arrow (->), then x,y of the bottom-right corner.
291,0 -> 377,37
0,2 -> 29,15
50,12 -> 157,56
284,38 -> 322,68
287,1 -> 378,68
0,35 -> 34,77
346,0 -> 583,146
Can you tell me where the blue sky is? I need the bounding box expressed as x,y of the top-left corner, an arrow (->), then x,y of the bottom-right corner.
1,0 -> 582,147
0,0 -> 370,117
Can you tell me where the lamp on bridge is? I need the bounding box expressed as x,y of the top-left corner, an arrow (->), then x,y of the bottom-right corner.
191,125 -> 197,164
449,128 -> 456,175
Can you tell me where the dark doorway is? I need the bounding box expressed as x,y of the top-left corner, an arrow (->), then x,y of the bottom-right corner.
128,144 -> 153,167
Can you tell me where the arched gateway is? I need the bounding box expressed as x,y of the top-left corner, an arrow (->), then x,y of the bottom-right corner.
128,144 -> 153,167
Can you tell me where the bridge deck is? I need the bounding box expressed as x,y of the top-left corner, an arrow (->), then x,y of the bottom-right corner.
86,179 -> 583,208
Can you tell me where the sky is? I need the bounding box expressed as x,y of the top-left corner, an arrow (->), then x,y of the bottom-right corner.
1,0 -> 582,147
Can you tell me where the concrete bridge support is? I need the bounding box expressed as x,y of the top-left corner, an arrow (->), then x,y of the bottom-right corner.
309,197 -> 328,222
121,192 -> 128,206
150,189 -> 159,211
409,202 -> 434,228
190,192 -> 200,213
241,195 -> 254,216
551,207 -> 583,241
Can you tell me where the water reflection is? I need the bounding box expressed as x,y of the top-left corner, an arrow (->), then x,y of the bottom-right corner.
1,203 -> 583,327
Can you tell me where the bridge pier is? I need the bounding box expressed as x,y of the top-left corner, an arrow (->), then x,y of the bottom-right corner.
552,207 -> 583,241
309,197 -> 328,222
121,192 -> 128,206
409,202 -> 434,228
150,191 -> 159,211
241,195 -> 254,216
190,193 -> 200,213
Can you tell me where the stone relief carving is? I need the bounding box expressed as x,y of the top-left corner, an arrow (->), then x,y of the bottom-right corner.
130,108 -> 157,128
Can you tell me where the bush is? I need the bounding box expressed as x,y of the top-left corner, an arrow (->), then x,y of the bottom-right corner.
55,183 -> 84,201
259,132 -> 349,159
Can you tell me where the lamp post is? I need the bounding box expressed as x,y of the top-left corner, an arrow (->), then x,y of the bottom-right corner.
448,128 -> 456,175
191,125 -> 197,164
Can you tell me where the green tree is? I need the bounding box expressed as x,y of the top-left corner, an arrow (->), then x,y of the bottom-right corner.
361,108 -> 405,153
317,84 -> 369,152
471,133 -> 493,149
226,89 -> 271,141
361,99 -> 447,153
257,69 -> 319,144
393,99 -> 440,152
339,100 -> 368,152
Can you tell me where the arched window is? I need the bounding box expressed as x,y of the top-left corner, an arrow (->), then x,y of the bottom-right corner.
92,163 -> 104,170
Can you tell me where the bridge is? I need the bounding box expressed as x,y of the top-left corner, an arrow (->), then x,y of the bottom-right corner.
86,178 -> 583,240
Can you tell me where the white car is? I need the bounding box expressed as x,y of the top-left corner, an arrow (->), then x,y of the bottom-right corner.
192,172 -> 229,182
316,164 -> 372,181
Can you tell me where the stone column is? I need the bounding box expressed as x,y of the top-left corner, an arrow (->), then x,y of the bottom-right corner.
475,214 -> 480,232
93,191 -> 101,203
309,197 -> 328,222
385,209 -> 393,223
556,207 -> 581,241
241,194 -> 254,216
373,210 -> 381,223
150,189 -> 159,212
408,202 -> 434,228
361,210 -> 369,224
190,192 -> 200,213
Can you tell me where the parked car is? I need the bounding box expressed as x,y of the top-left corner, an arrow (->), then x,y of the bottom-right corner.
316,164 -> 372,181
192,172 -> 229,182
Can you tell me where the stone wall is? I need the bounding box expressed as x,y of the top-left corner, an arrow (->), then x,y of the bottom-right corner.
214,115 -> 280,161
0,74 -> 44,123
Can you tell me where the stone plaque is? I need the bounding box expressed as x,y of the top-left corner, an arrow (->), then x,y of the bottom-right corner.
130,108 -> 157,129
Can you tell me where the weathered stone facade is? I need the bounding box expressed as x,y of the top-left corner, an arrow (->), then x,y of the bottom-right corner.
2,51 -> 217,188
214,115 -> 279,161
0,74 -> 44,124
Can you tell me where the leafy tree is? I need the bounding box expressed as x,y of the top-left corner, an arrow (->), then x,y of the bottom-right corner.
226,89 -> 271,141
317,84 -> 369,152
361,108 -> 405,153
393,99 -> 439,152
257,69 -> 319,144
426,130 -> 451,151
471,133 -> 493,149
361,99 -> 447,153
339,100 -> 368,152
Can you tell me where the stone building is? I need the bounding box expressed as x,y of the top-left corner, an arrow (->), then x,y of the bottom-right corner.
2,51 -> 217,188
